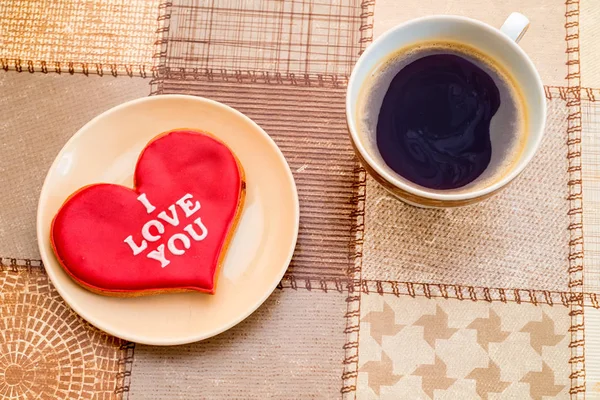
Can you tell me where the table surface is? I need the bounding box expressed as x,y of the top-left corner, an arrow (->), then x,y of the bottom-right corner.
1,0 -> 599,399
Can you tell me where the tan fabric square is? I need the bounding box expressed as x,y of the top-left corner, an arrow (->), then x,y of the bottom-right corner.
580,0 -> 600,87
582,98 -> 600,293
584,306 -> 600,396
0,0 -> 160,75
361,98 -> 570,291
0,265 -> 126,399
0,71 -> 150,259
372,0 -> 567,87
129,289 -> 347,399
358,294 -> 570,399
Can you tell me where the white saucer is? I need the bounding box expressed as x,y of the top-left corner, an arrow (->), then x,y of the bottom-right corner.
37,95 -> 299,345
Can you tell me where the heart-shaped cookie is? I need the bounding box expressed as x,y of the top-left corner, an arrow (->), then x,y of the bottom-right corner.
51,129 -> 245,296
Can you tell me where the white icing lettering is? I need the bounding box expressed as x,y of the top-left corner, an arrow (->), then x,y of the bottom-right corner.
124,235 -> 147,256
158,204 -> 180,227
137,193 -> 156,214
176,193 -> 201,218
147,244 -> 170,268
168,233 -> 191,255
142,220 -> 165,242
184,217 -> 208,241
125,193 -> 212,268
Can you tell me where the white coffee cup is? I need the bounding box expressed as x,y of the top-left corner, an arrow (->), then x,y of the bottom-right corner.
346,13 -> 545,207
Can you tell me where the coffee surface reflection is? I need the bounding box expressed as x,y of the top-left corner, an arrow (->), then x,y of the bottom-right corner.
376,54 -> 501,190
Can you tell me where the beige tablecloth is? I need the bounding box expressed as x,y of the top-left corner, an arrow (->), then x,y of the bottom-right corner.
1,0 -> 599,398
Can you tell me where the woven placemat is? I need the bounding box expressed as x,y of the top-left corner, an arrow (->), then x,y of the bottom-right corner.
2,0 -> 600,398
0,0 -> 161,76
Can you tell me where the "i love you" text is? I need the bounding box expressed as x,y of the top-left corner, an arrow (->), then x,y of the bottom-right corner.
123,193 -> 208,268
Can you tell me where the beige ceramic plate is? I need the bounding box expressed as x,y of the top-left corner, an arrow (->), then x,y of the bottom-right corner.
37,95 -> 299,345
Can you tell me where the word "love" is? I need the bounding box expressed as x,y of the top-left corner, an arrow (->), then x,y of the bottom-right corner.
123,193 -> 208,268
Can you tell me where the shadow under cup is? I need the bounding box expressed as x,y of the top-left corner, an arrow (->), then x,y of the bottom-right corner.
346,16 -> 546,207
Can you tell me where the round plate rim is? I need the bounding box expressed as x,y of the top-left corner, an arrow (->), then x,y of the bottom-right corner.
36,94 -> 299,345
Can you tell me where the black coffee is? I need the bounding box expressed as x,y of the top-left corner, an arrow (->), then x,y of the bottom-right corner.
376,53 -> 501,190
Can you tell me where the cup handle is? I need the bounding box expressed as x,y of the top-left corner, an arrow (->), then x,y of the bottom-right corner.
500,12 -> 530,43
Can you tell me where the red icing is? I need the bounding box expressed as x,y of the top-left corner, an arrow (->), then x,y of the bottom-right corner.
51,130 -> 245,295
